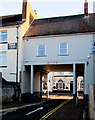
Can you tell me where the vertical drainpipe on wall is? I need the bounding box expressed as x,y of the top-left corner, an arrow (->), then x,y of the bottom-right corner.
15,24 -> 22,102
40,69 -> 43,99
16,25 -> 19,83
47,73 -> 49,98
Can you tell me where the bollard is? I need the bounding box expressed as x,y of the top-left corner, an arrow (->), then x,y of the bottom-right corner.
75,96 -> 78,106
83,110 -> 86,120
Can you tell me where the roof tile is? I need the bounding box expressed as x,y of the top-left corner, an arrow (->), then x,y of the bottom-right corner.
24,13 -> 95,37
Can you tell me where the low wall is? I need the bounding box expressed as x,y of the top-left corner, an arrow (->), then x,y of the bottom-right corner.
2,88 -> 15,102
2,78 -> 17,102
0,73 -> 18,103
0,72 -> 2,110
89,84 -> 95,120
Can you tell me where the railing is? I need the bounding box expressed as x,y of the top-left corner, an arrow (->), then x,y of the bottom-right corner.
89,84 -> 95,120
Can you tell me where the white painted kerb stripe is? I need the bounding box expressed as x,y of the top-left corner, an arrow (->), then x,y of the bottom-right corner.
26,107 -> 43,116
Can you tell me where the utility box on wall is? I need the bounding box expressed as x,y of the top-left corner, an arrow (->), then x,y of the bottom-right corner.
91,41 -> 95,53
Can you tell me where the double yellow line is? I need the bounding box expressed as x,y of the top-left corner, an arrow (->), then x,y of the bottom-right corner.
40,99 -> 71,120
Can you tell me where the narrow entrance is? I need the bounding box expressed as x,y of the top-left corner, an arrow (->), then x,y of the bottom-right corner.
21,64 -> 85,102
42,64 -> 84,100
42,72 -> 74,99
70,81 -> 73,92
76,64 -> 84,99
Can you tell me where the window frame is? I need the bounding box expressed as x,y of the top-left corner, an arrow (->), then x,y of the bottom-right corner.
0,31 -> 7,43
37,45 -> 46,57
59,43 -> 68,56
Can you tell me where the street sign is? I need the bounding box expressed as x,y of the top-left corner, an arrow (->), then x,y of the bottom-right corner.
8,43 -> 17,50
47,61 -> 58,64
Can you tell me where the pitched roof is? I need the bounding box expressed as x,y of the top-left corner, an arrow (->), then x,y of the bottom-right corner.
24,13 -> 95,37
0,14 -> 23,27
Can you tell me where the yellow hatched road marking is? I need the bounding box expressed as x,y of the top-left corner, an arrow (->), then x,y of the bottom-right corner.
40,99 -> 71,120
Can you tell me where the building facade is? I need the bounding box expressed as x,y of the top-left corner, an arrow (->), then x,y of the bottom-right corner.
22,10 -> 95,101
43,72 -> 83,93
0,0 -> 95,102
0,0 -> 38,83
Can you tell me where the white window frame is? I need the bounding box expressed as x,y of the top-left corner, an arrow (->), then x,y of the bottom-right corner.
59,43 -> 68,55
0,52 -> 7,66
37,45 -> 46,57
0,31 -> 7,43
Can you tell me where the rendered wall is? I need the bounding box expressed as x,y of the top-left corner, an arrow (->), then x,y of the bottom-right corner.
23,33 -> 94,96
0,27 -> 22,82
0,72 -> 2,104
23,34 -> 93,64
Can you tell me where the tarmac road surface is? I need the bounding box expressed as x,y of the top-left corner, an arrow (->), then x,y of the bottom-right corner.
1,99 -> 69,120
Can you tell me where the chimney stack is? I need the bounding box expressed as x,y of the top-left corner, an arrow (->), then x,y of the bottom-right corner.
84,0 -> 88,16
22,0 -> 27,21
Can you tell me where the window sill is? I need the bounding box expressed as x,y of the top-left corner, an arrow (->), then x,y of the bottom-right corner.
36,55 -> 46,57
0,66 -> 7,68
0,42 -> 7,44
58,54 -> 69,56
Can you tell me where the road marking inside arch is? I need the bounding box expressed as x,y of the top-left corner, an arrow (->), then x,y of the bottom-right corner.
26,107 -> 43,115
40,99 -> 71,120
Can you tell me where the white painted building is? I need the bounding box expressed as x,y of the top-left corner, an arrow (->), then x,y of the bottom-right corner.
0,0 -> 38,83
22,4 -> 95,101
0,0 -> 95,102
45,72 -> 83,93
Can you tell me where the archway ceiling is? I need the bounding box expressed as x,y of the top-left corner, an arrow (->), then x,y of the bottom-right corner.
34,64 -> 73,73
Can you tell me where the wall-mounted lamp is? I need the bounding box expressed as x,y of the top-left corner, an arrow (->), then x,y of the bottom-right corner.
87,55 -> 91,59
86,55 -> 91,66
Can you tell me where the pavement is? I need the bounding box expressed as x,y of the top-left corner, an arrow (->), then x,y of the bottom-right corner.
47,99 -> 89,120
1,95 -> 89,120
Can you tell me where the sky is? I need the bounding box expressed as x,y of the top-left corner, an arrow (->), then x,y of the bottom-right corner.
0,0 -> 95,18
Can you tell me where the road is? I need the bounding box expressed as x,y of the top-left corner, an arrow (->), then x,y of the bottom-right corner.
1,99 -> 69,120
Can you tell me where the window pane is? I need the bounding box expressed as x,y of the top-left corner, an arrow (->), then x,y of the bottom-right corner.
38,45 -> 45,56
0,31 -> 7,42
60,49 -> 67,54
1,34 -> 7,42
0,35 -> 1,42
38,45 -> 45,50
60,43 -> 67,49
60,43 -> 68,55
2,55 -> 7,65
0,56 -> 2,65
38,51 -> 45,56
1,31 -> 7,34
0,53 -> 7,65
